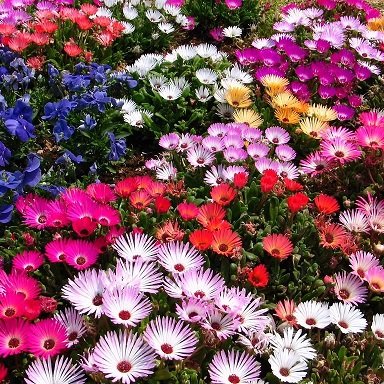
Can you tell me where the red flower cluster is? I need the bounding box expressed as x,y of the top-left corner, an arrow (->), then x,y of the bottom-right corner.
248,264 -> 269,288
287,192 -> 309,213
260,169 -> 278,193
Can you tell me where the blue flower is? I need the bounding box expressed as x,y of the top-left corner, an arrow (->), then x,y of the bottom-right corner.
0,170 -> 23,195
0,204 -> 13,223
0,141 -> 11,166
62,74 -> 92,92
4,99 -> 33,121
42,99 -> 77,120
4,118 -> 35,142
47,64 -> 59,79
55,150 -> 84,164
38,184 -> 66,197
78,114 -> 97,130
107,132 -> 126,161
53,119 -> 75,142
22,154 -> 41,188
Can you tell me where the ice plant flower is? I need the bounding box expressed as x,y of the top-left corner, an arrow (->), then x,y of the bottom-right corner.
275,299 -> 298,327
269,349 -> 307,383
314,194 -> 339,214
208,349 -> 261,383
365,266 -> 384,293
211,229 -> 242,257
12,250 -> 44,272
294,301 -> 331,329
189,229 -> 213,251
371,314 -> 384,340
25,356 -> 86,384
113,233 -> 159,262
263,234 -> 293,260
0,318 -> 30,357
225,86 -> 252,108
334,272 -> 368,305
93,330 -> 156,383
177,202 -> 199,220
28,319 -> 67,358
349,251 -> 380,280
329,302 -> 367,334
54,307 -> 87,347
210,184 -> 237,206
247,265 -> 269,288
143,316 -> 197,360
287,192 -> 309,213
260,170 -> 279,193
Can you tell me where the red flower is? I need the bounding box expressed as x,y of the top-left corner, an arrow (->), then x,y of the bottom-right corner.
115,177 -> 138,197
0,363 -> 7,381
129,190 -> 152,210
197,202 -> 226,227
26,56 -> 46,70
63,41 -> 83,57
287,192 -> 309,213
248,264 -> 269,288
154,196 -> 171,214
210,183 -> 237,206
72,217 -> 97,237
177,202 -> 199,220
263,233 -> 293,260
284,178 -> 303,192
233,172 -> 248,188
260,169 -> 278,193
189,229 -> 213,251
314,194 -> 339,214
205,218 -> 232,232
75,15 -> 93,30
211,229 -> 242,256
24,298 -> 41,320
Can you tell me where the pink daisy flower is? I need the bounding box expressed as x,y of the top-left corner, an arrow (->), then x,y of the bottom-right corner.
365,266 -> 384,293
46,200 -> 70,228
5,272 -> 41,300
339,209 -> 370,233
22,196 -> 51,229
299,151 -> 331,175
86,183 -> 116,204
334,272 -> 368,305
64,239 -> 100,270
61,269 -> 106,318
359,110 -> 384,126
265,126 -> 290,145
12,250 -> 44,272
25,356 -> 86,384
320,138 -> 361,164
102,286 -> 152,327
143,316 -> 198,360
349,251 -> 380,280
208,349 -> 261,384
45,238 -> 70,263
94,205 -> 121,227
356,125 -> 384,149
157,241 -> 204,274
202,136 -> 225,153
28,318 -> 68,358
187,144 -> 215,167
54,307 -> 87,347
66,197 -> 99,222
60,187 -> 90,206
0,318 -> 30,357
214,287 -> 249,315
93,330 -> 156,384
0,292 -> 25,319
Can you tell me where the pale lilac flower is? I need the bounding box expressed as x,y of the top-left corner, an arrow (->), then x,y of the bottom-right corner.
339,209 -> 370,233
275,145 -> 296,161
334,272 -> 368,305
54,308 -> 86,347
265,126 -> 290,145
371,314 -> 384,340
223,165 -> 248,181
204,165 -> 227,186
223,135 -> 244,149
255,158 -> 279,174
349,251 -> 380,280
269,349 -> 307,383
176,298 -> 212,323
156,162 -> 177,180
159,133 -> 179,150
321,139 -> 361,164
209,349 -> 261,384
223,147 -> 248,162
177,134 -> 195,152
187,145 -> 215,167
242,128 -> 262,142
208,123 -> 228,137
202,136 -> 224,153
247,143 -> 270,160
200,310 -> 240,340
113,233 -> 159,262
93,330 -> 156,383
278,162 -> 300,179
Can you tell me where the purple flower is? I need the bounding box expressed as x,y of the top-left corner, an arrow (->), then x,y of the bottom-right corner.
295,65 -> 313,82
259,48 -> 282,66
333,104 -> 355,120
55,150 -> 84,164
53,119 -> 75,142
318,85 -> 337,99
0,204 -> 13,223
22,154 -> 41,188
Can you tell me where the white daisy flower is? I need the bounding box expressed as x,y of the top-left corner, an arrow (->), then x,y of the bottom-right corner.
196,43 -> 218,58
158,84 -> 183,100
293,301 -> 331,329
252,38 -> 275,49
215,103 -> 234,119
195,68 -> 218,84
174,45 -> 197,60
145,9 -> 164,23
371,314 -> 384,340
163,4 -> 181,16
95,7 -> 112,17
123,5 -> 138,20
195,86 -> 212,102
122,22 -> 135,34
269,327 -> 316,361
119,98 -> 137,113
113,232 -> 159,262
223,64 -> 253,84
54,307 -> 87,347
158,22 -> 175,34
223,26 -> 242,38
269,349 -> 308,383
156,161 -> 178,180
148,74 -> 167,90
329,302 -> 367,334
170,76 -> 190,91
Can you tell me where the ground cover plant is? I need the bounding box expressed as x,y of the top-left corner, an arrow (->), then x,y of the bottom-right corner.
1,0 -> 384,383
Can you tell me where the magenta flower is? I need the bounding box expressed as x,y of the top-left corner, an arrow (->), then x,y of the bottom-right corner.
12,250 -> 44,273
0,318 -> 29,357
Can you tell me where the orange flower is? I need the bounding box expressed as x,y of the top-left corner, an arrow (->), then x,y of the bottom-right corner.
210,183 -> 237,206
129,190 -> 152,210
197,202 -> 226,227
189,229 -> 213,251
156,220 -> 185,243
115,177 -> 138,197
205,218 -> 232,232
262,233 -> 293,260
314,194 -> 340,214
211,229 -> 242,256
318,223 -> 348,249
275,299 -> 298,327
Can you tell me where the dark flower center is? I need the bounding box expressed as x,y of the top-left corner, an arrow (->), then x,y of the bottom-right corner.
286,314 -> 295,322
8,337 -> 20,348
197,157 -> 205,164
194,290 -> 205,298
334,150 -> 345,158
339,289 -> 350,299
68,331 -> 78,341
306,318 -> 316,326
43,338 -> 55,350
228,374 -> 240,383
92,294 -> 103,306
119,310 -> 131,320
271,248 -> 280,257
218,244 -> 229,252
25,264 -> 34,272
117,361 -> 132,373
375,330 -> 384,338
338,321 -> 348,329
174,263 -> 185,272
315,164 -> 325,171
356,268 -> 365,278
76,256 -> 86,265
211,322 -> 221,331
38,215 -> 47,224
4,308 -> 15,317
161,343 -> 173,354
279,367 -> 290,377
58,253 -> 66,261
324,233 -> 334,243
189,311 -> 198,318
80,229 -> 90,236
